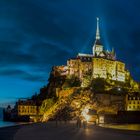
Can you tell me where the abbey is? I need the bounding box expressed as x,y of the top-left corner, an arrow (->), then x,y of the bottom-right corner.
53,18 -> 129,87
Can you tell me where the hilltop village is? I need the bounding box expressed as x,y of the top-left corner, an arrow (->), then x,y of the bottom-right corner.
4,18 -> 140,123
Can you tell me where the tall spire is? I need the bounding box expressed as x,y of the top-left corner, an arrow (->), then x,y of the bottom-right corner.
93,17 -> 103,56
96,17 -> 100,40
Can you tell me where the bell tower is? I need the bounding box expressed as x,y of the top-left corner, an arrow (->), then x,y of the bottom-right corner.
93,18 -> 104,56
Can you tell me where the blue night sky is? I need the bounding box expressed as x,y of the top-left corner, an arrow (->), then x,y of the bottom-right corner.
0,0 -> 140,105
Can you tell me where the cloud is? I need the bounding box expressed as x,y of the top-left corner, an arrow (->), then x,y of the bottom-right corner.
0,69 -> 47,82
0,0 -> 140,84
1,0 -> 140,103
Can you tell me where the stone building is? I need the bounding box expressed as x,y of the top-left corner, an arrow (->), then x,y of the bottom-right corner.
126,93 -> 140,111
54,18 -> 127,87
17,99 -> 38,116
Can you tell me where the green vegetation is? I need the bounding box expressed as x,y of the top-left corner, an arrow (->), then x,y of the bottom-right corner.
62,75 -> 81,88
32,68 -> 140,122
91,78 -> 108,93
53,105 -> 72,121
40,98 -> 55,115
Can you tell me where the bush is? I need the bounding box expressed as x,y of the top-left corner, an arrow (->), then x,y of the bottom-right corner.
91,78 -> 107,93
63,76 -> 81,88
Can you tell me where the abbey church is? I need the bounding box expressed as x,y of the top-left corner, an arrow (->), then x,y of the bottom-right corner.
53,18 -> 133,88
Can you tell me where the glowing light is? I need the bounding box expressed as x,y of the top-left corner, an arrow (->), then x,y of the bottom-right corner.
118,87 -> 121,91
85,114 -> 91,122
81,107 -> 91,122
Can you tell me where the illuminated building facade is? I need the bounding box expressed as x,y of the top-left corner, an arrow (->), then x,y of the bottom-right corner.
126,94 -> 140,111
17,100 -> 38,116
54,18 -> 129,87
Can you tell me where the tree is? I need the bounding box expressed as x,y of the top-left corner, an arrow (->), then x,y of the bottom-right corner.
54,106 -> 72,121
31,93 -> 38,100
108,87 -> 128,95
91,78 -> 107,93
39,98 -> 55,114
62,75 -> 81,88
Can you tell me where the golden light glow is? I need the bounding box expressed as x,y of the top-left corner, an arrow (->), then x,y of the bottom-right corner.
81,107 -> 91,122
18,105 -> 37,116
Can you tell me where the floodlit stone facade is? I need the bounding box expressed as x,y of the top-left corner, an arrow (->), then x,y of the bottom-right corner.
126,94 -> 140,111
17,100 -> 38,116
92,58 -> 125,82
53,18 -> 130,87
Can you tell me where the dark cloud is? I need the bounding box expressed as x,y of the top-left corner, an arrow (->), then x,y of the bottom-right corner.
0,0 -> 140,100
0,45 -> 36,66
30,42 -> 72,64
0,69 -> 47,82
